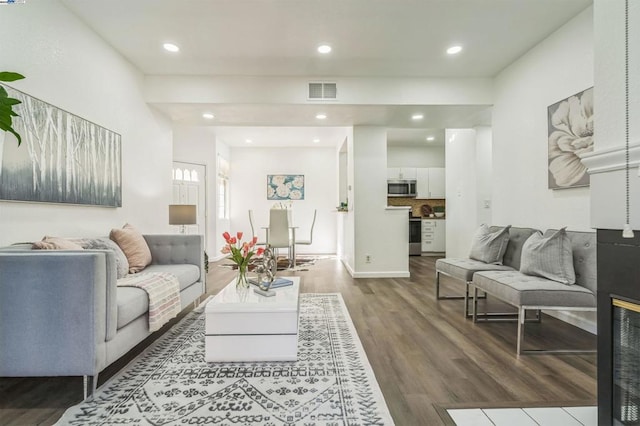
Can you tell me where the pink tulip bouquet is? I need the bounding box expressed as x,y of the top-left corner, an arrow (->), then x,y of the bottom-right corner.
221,231 -> 264,288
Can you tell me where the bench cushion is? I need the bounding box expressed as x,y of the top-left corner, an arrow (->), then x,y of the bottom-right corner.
473,270 -> 596,308
436,258 -> 514,282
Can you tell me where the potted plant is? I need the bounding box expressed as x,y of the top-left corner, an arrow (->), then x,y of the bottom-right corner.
433,205 -> 445,217
0,71 -> 25,146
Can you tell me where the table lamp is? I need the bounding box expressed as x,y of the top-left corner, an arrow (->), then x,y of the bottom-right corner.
169,204 -> 197,234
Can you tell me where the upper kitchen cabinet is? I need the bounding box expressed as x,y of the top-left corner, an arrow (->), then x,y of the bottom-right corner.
387,167 -> 417,180
416,167 -> 446,199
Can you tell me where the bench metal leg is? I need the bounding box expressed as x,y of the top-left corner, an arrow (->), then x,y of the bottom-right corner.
436,272 -> 485,319
517,306 -> 597,356
472,287 -> 541,323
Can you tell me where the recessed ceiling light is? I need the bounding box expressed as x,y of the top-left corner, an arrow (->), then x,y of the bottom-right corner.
411,114 -> 424,120
313,138 -> 320,143
316,113 -> 327,120
317,44 -> 332,54
447,45 -> 462,55
426,136 -> 435,141
245,139 -> 253,144
163,42 -> 180,52
202,112 -> 214,120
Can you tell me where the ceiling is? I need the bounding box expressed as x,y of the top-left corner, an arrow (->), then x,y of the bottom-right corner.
61,0 -> 592,147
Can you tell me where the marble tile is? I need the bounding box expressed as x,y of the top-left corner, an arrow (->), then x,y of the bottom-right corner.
482,408 -> 538,425
523,407 -> 583,426
563,406 -> 598,426
447,408 -> 494,426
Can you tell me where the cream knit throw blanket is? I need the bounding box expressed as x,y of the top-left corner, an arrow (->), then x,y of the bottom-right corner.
117,272 -> 182,332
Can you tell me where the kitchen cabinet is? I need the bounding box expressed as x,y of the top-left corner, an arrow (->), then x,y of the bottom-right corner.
416,167 -> 446,199
422,219 -> 446,252
387,167 -> 417,180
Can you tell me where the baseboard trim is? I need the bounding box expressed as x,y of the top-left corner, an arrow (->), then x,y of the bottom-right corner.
544,310 -> 597,334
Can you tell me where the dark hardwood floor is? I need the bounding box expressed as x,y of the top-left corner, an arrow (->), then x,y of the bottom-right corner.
0,256 -> 596,425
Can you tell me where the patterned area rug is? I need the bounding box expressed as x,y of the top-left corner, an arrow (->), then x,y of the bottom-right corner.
56,293 -> 394,425
219,255 -> 320,271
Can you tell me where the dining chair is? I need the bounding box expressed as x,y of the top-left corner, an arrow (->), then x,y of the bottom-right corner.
248,210 -> 266,245
267,209 -> 293,266
296,209 -> 317,246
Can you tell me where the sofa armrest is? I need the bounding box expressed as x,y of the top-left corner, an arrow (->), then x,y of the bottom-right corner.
0,250 -> 116,377
144,234 -> 205,283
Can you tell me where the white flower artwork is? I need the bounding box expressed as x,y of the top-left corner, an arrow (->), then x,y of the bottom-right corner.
547,87 -> 593,189
267,174 -> 305,200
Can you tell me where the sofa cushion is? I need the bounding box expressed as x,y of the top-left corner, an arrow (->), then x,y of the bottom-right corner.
469,224 -> 511,264
144,264 -> 200,291
110,224 -> 152,273
472,270 -> 595,308
436,258 -> 514,282
520,228 -> 576,285
116,287 -> 149,330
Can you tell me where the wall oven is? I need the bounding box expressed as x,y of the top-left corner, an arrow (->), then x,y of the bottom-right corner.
388,179 -> 417,197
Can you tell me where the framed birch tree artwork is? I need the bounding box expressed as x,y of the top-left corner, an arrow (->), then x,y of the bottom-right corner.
0,85 -> 122,207
547,87 -> 593,189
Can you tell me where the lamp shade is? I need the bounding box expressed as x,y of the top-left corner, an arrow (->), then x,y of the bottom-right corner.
169,204 -> 197,225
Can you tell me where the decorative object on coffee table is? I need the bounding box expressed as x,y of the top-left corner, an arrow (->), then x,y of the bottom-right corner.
220,231 -> 264,289
252,245 -> 278,296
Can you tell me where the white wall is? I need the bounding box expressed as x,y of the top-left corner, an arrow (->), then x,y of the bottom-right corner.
492,6 -> 593,232
475,127 -> 493,226
0,0 -> 173,245
584,1 -> 640,231
445,129 -> 479,258
228,146 -> 337,254
172,126 -> 217,255
352,126 -> 409,277
492,6 -> 595,333
387,145 -> 445,168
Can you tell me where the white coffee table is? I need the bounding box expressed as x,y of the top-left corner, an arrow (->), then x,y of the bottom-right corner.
204,277 -> 300,362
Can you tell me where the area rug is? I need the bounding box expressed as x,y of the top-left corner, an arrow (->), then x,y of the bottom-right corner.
56,293 -> 394,425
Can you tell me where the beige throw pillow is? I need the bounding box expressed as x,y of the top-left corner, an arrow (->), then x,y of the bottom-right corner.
109,224 -> 152,273
32,236 -> 84,250
519,228 -> 576,285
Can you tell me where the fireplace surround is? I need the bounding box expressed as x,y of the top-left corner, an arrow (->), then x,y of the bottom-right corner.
598,229 -> 640,425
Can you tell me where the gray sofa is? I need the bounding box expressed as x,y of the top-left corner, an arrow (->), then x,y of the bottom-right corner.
0,234 -> 205,398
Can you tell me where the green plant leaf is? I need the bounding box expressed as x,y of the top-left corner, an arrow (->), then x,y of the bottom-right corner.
0,72 -> 25,82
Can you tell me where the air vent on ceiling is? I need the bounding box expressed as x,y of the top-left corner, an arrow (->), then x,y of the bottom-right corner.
308,82 -> 337,100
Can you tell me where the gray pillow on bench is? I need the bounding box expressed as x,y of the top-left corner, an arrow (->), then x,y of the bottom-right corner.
469,224 -> 511,265
519,228 -> 576,285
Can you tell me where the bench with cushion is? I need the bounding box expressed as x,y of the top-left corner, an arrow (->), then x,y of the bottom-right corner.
435,226 -> 537,317
470,229 -> 596,355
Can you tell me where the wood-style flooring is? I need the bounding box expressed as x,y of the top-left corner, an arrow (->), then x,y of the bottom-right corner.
0,256 -> 596,425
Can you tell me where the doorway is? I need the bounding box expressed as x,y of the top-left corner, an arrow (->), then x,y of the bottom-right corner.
172,161 -> 207,247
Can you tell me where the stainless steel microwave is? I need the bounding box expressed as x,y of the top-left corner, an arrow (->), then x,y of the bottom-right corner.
387,179 -> 417,197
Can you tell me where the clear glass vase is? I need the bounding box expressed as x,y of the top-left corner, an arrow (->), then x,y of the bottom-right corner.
236,264 -> 249,289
